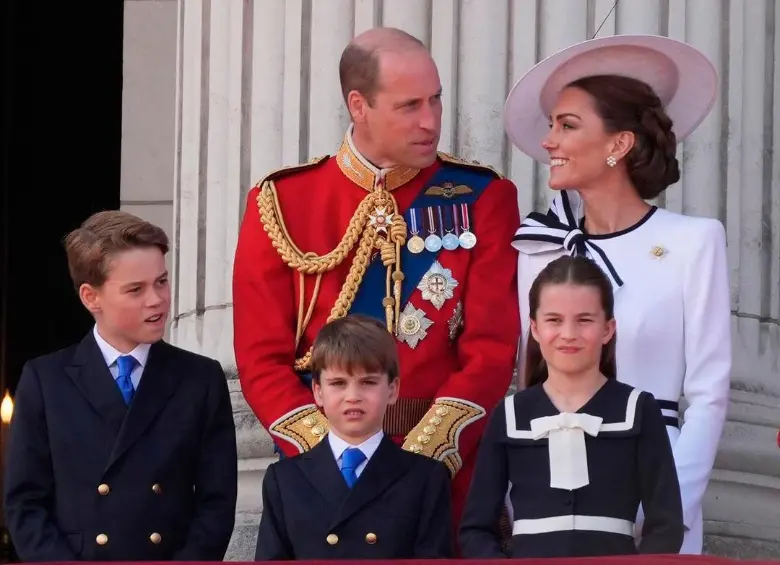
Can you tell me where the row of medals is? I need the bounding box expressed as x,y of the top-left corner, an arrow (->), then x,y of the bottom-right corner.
406,207 -> 477,254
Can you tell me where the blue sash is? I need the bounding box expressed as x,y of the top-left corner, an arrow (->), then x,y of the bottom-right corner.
349,164 -> 494,320
278,164 -> 495,457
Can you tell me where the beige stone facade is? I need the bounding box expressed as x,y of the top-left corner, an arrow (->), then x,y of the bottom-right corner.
121,0 -> 780,560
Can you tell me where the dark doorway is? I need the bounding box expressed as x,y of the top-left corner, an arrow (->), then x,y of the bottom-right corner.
0,2 -> 124,399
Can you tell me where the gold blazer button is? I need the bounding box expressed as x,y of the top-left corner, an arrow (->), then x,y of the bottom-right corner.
96,534 -> 108,545
97,484 -> 110,496
365,532 -> 377,544
326,533 -> 339,545
150,532 -> 162,544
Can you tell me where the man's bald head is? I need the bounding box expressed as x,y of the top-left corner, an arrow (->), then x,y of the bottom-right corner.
339,27 -> 428,107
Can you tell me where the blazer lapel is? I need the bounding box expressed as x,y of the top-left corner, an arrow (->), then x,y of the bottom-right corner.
105,341 -> 179,471
330,435 -> 411,530
298,438 -> 350,508
64,332 -> 128,436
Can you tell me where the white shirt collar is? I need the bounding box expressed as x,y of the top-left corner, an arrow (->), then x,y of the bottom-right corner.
327,428 -> 384,462
93,325 -> 151,369
346,124 -> 394,176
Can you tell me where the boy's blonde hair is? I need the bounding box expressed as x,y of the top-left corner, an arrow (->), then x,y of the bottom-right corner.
63,210 -> 169,291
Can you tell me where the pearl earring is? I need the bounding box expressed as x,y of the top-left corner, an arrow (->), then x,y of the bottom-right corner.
606,155 -> 617,167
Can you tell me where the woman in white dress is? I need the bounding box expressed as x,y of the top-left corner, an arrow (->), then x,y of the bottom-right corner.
504,35 -> 731,555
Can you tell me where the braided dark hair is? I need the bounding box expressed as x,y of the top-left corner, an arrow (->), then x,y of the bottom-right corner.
567,75 -> 681,199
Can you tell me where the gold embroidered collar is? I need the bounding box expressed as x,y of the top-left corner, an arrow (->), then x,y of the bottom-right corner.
336,126 -> 420,192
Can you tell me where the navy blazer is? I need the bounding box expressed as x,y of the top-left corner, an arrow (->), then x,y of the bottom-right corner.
3,331 -> 238,562
255,433 -> 453,560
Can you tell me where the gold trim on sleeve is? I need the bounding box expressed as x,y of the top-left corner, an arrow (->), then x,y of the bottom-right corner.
402,397 -> 486,476
268,405 -> 330,453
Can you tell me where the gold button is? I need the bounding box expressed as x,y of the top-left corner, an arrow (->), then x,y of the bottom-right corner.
152,483 -> 162,494
326,533 -> 339,545
423,425 -> 436,435
96,534 -> 108,545
435,406 -> 449,416
97,484 -> 110,495
150,532 -> 162,544
408,443 -> 422,453
302,416 -> 316,427
429,416 -> 442,425
365,532 -> 377,544
417,434 -> 430,444
311,425 -> 325,436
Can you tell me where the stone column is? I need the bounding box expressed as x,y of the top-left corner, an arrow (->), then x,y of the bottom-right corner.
170,0 -> 780,560
169,0 -> 278,559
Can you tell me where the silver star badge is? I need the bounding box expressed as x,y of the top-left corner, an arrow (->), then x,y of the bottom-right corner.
397,303 -> 433,349
417,261 -> 458,310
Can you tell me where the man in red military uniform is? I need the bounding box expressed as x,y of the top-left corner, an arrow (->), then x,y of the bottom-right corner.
232,27 -> 520,529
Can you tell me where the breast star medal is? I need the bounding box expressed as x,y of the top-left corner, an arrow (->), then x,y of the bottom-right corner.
397,303 -> 433,349
369,207 -> 394,234
406,208 -> 425,254
457,203 -> 477,249
418,261 -> 458,310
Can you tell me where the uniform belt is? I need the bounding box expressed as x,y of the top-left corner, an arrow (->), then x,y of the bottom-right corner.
513,515 -> 634,537
383,397 -> 432,437
657,399 -> 680,429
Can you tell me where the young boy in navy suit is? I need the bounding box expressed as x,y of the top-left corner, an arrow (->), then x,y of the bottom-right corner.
254,314 -> 453,560
3,211 -> 238,561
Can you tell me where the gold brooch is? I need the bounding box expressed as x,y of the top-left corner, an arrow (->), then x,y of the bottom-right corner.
650,245 -> 667,259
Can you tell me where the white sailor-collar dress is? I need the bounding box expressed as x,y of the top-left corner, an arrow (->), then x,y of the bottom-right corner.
459,379 -> 684,559
511,190 -> 732,553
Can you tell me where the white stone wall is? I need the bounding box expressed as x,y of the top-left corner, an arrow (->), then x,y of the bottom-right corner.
121,0 -> 177,252
116,0 -> 780,560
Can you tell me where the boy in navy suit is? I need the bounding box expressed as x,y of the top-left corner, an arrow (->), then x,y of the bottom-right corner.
3,211 -> 238,561
254,314 -> 453,560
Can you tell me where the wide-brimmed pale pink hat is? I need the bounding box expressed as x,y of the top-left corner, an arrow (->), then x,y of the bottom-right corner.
503,34 -> 718,164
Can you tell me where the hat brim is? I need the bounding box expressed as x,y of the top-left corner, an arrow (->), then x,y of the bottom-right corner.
503,34 -> 718,164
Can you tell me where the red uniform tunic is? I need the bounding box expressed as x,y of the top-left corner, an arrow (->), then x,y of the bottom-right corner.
233,131 -> 520,525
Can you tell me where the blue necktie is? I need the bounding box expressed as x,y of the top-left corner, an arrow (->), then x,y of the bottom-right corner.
341,447 -> 366,488
116,355 -> 137,405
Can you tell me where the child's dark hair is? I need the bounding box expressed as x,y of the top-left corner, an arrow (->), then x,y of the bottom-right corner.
525,255 -> 617,388
311,315 -> 399,382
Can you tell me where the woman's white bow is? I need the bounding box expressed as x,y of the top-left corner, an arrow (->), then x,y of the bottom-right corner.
530,412 -> 603,490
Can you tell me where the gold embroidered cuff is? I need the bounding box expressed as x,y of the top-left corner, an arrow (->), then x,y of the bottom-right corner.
268,405 -> 330,453
401,397 -> 486,476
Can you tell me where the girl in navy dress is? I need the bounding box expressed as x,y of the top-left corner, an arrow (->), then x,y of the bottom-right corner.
459,255 -> 683,558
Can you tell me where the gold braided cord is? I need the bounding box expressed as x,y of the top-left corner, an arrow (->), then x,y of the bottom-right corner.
256,179 -> 404,371
258,180 -> 391,274
295,268 -> 322,349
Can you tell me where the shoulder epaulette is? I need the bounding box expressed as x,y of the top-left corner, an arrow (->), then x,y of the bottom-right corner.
254,155 -> 330,188
437,151 -> 504,179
